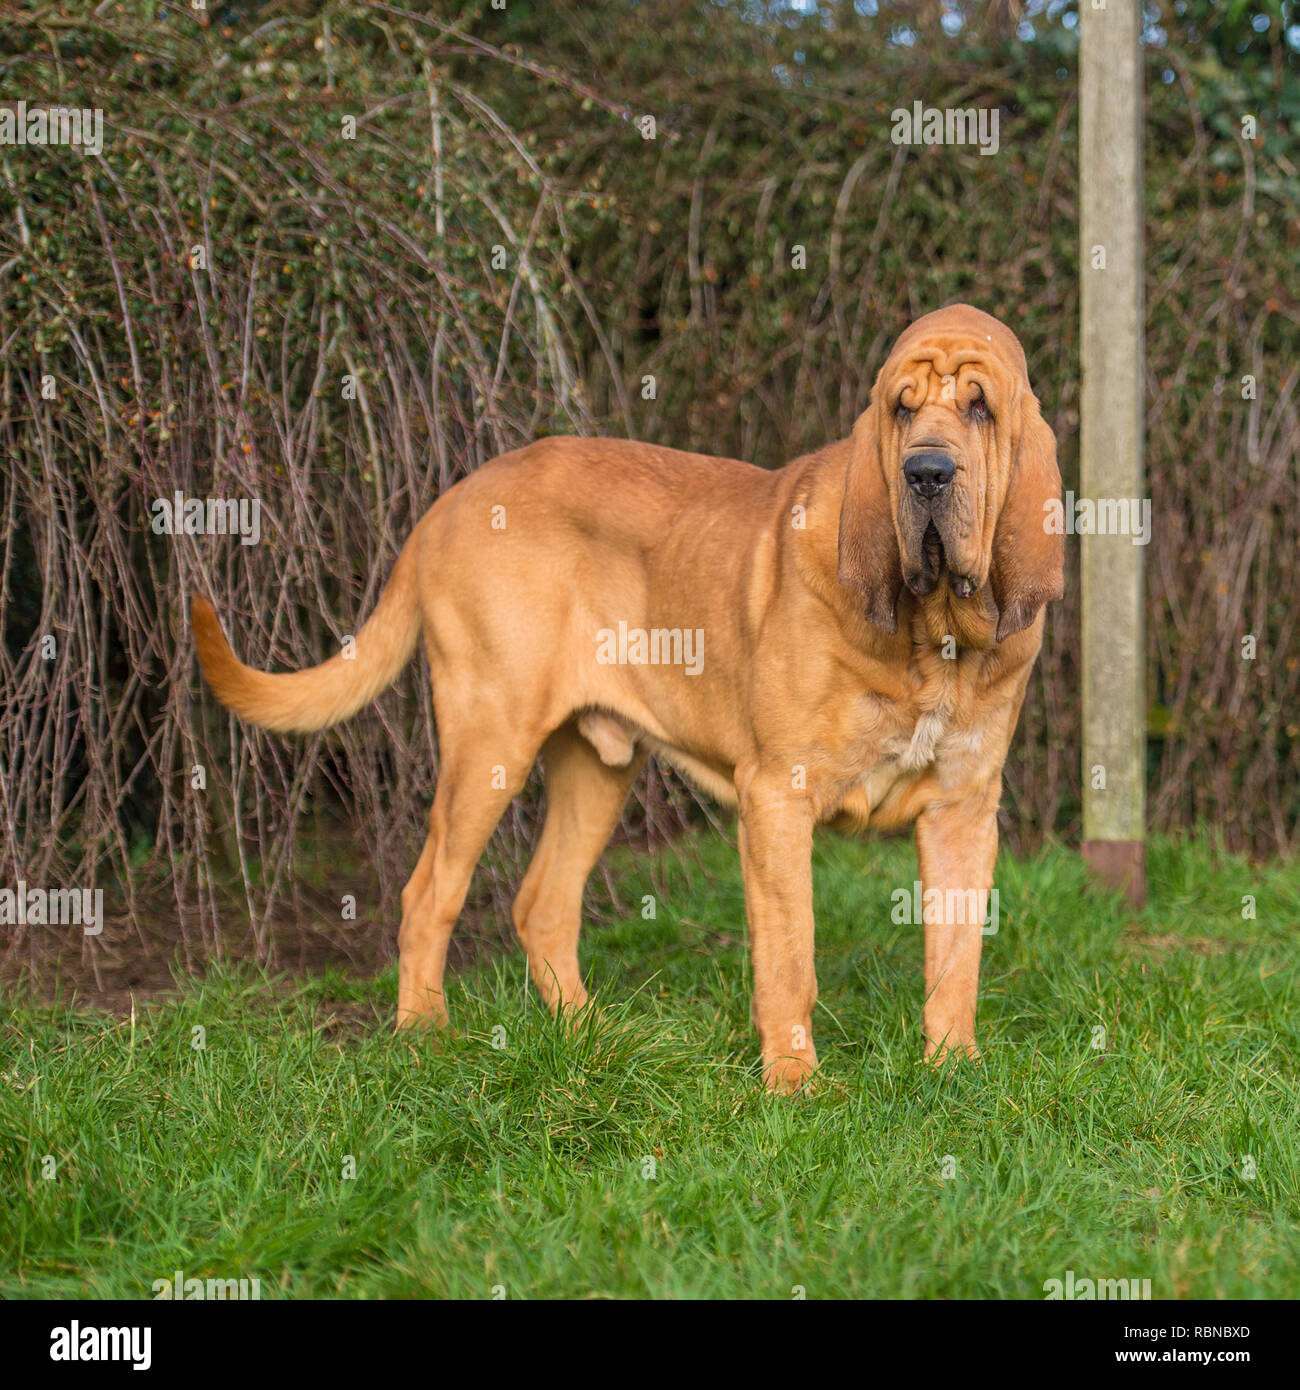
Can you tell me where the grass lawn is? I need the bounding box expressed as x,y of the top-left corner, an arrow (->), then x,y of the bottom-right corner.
2,831 -> 1297,1299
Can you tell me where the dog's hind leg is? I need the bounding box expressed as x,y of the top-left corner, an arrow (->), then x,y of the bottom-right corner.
512,722 -> 646,1013
395,724 -> 539,1030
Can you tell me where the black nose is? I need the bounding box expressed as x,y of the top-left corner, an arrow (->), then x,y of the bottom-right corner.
903,452 -> 956,499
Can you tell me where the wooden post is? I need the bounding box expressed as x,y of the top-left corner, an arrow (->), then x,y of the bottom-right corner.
1079,0 -> 1147,907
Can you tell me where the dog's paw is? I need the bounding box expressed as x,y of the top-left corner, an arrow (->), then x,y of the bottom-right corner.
762,1051 -> 819,1096
922,1035 -> 982,1065
394,1003 -> 451,1032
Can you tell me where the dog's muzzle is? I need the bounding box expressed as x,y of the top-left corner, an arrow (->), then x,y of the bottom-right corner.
903,452 -> 956,500
899,453 -> 980,599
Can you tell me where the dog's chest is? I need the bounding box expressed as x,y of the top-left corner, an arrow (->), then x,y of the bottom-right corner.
857,716 -> 936,809
848,682 -> 986,811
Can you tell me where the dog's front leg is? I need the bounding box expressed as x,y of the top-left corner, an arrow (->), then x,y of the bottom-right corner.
914,778 -> 1000,1062
737,773 -> 818,1094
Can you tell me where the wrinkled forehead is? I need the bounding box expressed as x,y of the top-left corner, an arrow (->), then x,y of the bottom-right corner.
886,307 -> 1027,382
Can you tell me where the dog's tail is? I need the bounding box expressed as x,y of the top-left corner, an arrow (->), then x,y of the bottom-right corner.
191,529 -> 422,734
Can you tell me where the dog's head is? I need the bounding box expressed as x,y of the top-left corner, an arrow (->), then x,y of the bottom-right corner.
837,304 -> 1063,640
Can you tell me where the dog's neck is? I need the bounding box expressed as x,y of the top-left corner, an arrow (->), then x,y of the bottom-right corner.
909,584 -> 999,652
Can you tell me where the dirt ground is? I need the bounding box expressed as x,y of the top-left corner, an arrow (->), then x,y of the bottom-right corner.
0,767 -> 712,1020
0,821 -> 688,1018
0,881 -> 502,1017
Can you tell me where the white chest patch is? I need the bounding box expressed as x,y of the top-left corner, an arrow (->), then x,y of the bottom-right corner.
898,711 -> 946,772
858,712 -> 945,811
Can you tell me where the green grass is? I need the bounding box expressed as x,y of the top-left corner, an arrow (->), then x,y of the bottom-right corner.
2,831 -> 1298,1299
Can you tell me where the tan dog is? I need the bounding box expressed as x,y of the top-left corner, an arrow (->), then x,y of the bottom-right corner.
192,303 -> 1063,1092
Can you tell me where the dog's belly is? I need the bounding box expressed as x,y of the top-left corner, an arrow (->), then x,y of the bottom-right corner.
645,742 -> 740,806
575,702 -> 989,827
576,708 -> 739,806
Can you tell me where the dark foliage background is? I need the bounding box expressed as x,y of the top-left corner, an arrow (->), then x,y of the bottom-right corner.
1,0 -> 1296,972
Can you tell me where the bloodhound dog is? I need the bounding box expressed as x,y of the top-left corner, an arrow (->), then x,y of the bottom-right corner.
192,303 -> 1063,1092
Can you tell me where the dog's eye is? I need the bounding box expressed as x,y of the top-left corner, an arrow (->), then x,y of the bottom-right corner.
969,395 -> 990,421
894,401 -> 912,422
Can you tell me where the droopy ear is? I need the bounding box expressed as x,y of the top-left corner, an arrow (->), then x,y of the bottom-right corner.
838,405 -> 904,632
989,395 -> 1065,641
